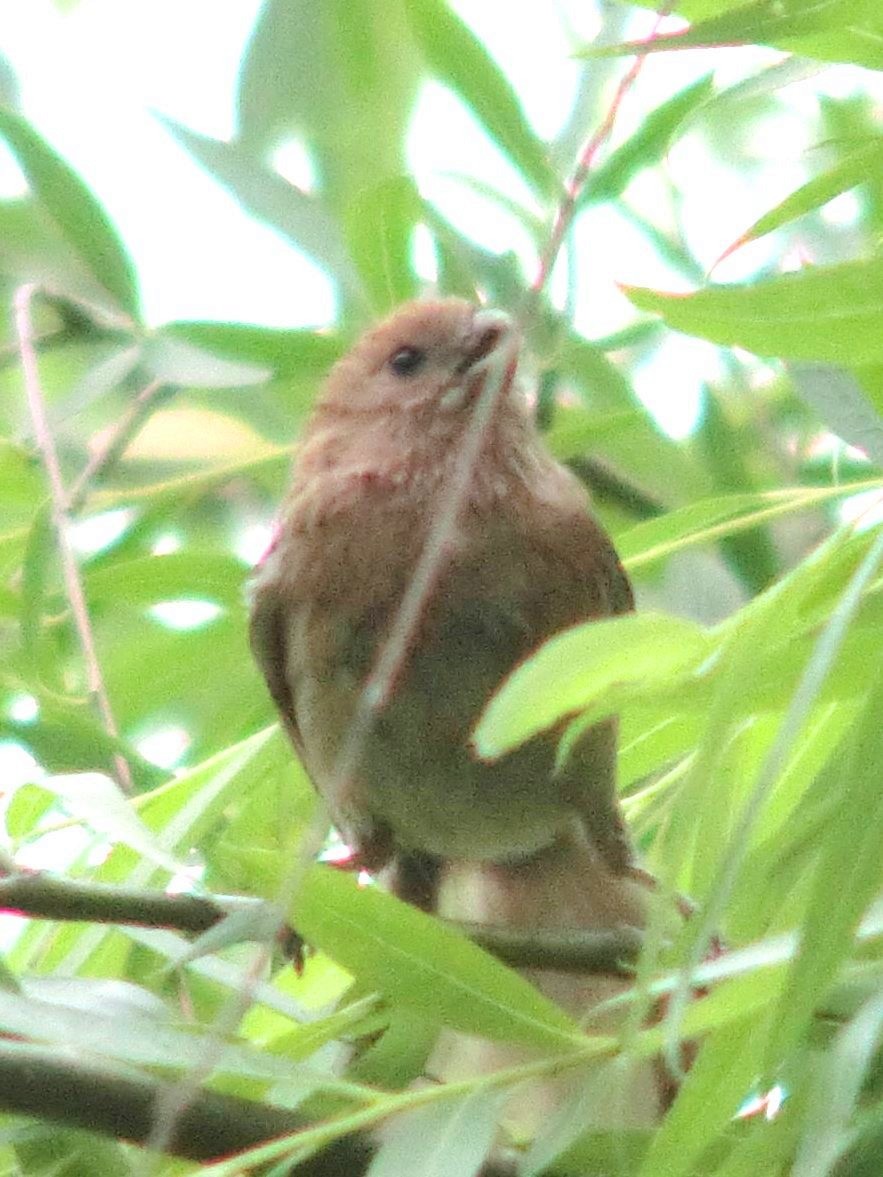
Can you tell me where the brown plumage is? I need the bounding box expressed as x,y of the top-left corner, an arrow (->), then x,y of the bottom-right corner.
249,298 -> 637,905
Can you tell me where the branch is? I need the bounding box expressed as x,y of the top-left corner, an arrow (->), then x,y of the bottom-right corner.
0,1042 -> 352,1170
462,920 -> 642,975
0,872 -> 224,933
0,870 -> 644,974
14,282 -> 133,795
0,1043 -> 527,1175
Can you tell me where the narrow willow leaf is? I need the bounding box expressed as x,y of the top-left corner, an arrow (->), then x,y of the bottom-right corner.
39,771 -> 187,875
4,689 -> 163,791
580,74 -> 714,207
367,1090 -> 503,1177
522,1059 -> 653,1176
764,673 -> 883,1075
142,335 -> 271,389
0,107 -> 139,317
625,500 -> 879,619
719,136 -> 883,262
474,613 -> 711,759
0,987 -> 349,1092
638,1017 -> 767,1177
236,0 -> 418,214
792,989 -> 883,1177
788,363 -> 883,467
19,502 -> 53,669
85,552 -> 246,609
580,0 -> 882,69
666,527 -> 883,1074
164,321 -> 343,377
344,175 -> 421,314
292,868 -> 582,1050
130,726 -> 287,858
404,0 -> 554,197
157,114 -> 365,305
624,255 -> 883,365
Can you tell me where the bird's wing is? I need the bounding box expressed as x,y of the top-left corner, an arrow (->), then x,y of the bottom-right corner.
248,541 -> 306,760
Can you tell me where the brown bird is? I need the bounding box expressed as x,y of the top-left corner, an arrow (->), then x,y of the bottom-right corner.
249,298 -> 637,909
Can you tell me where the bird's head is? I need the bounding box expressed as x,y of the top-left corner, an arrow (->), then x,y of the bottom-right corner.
318,299 -> 519,417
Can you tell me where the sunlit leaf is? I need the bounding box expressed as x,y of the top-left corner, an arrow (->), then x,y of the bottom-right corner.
292,868 -> 583,1049
624,255 -> 883,364
367,1090 -> 503,1177
585,0 -> 883,72
788,363 -> 883,467
157,115 -> 365,305
475,613 -> 712,759
163,321 -> 343,376
718,136 -> 883,262
404,0 -> 555,197
0,107 -> 139,316
580,74 -> 714,207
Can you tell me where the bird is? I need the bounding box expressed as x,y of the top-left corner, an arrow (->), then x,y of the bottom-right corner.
248,297 -> 639,910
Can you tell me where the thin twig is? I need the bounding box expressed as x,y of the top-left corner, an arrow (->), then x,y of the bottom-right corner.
14,282 -> 134,795
525,4 -> 674,319
66,377 -> 171,512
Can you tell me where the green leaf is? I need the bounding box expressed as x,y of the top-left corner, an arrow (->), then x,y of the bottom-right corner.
474,613 -> 712,759
0,988 -> 351,1092
344,175 -> 421,314
85,552 -> 246,609
19,502 -> 53,671
38,771 -> 188,874
582,0 -> 883,72
292,868 -> 582,1050
696,391 -> 779,593
719,136 -> 883,260
163,321 -> 343,377
788,363 -> 883,468
623,253 -> 883,364
367,1089 -> 503,1177
618,482 -> 883,572
141,335 -> 271,389
638,1016 -> 767,1177
1,688 -> 164,791
558,334 -> 708,505
764,673 -> 883,1074
157,115 -> 365,306
580,75 -> 715,207
792,989 -> 883,1176
0,106 -> 139,317
237,0 -> 419,212
404,0 -> 555,197
664,527 -> 883,1069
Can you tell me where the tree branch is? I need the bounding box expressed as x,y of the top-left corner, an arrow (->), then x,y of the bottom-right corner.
0,1042 -> 527,1174
0,870 -> 644,974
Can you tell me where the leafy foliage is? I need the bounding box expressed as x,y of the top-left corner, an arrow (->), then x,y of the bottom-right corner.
0,1 -> 881,1174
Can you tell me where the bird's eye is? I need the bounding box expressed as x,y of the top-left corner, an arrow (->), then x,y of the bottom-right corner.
388,347 -> 426,377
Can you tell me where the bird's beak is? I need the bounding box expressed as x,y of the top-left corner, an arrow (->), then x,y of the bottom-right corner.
461,308 -> 516,378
